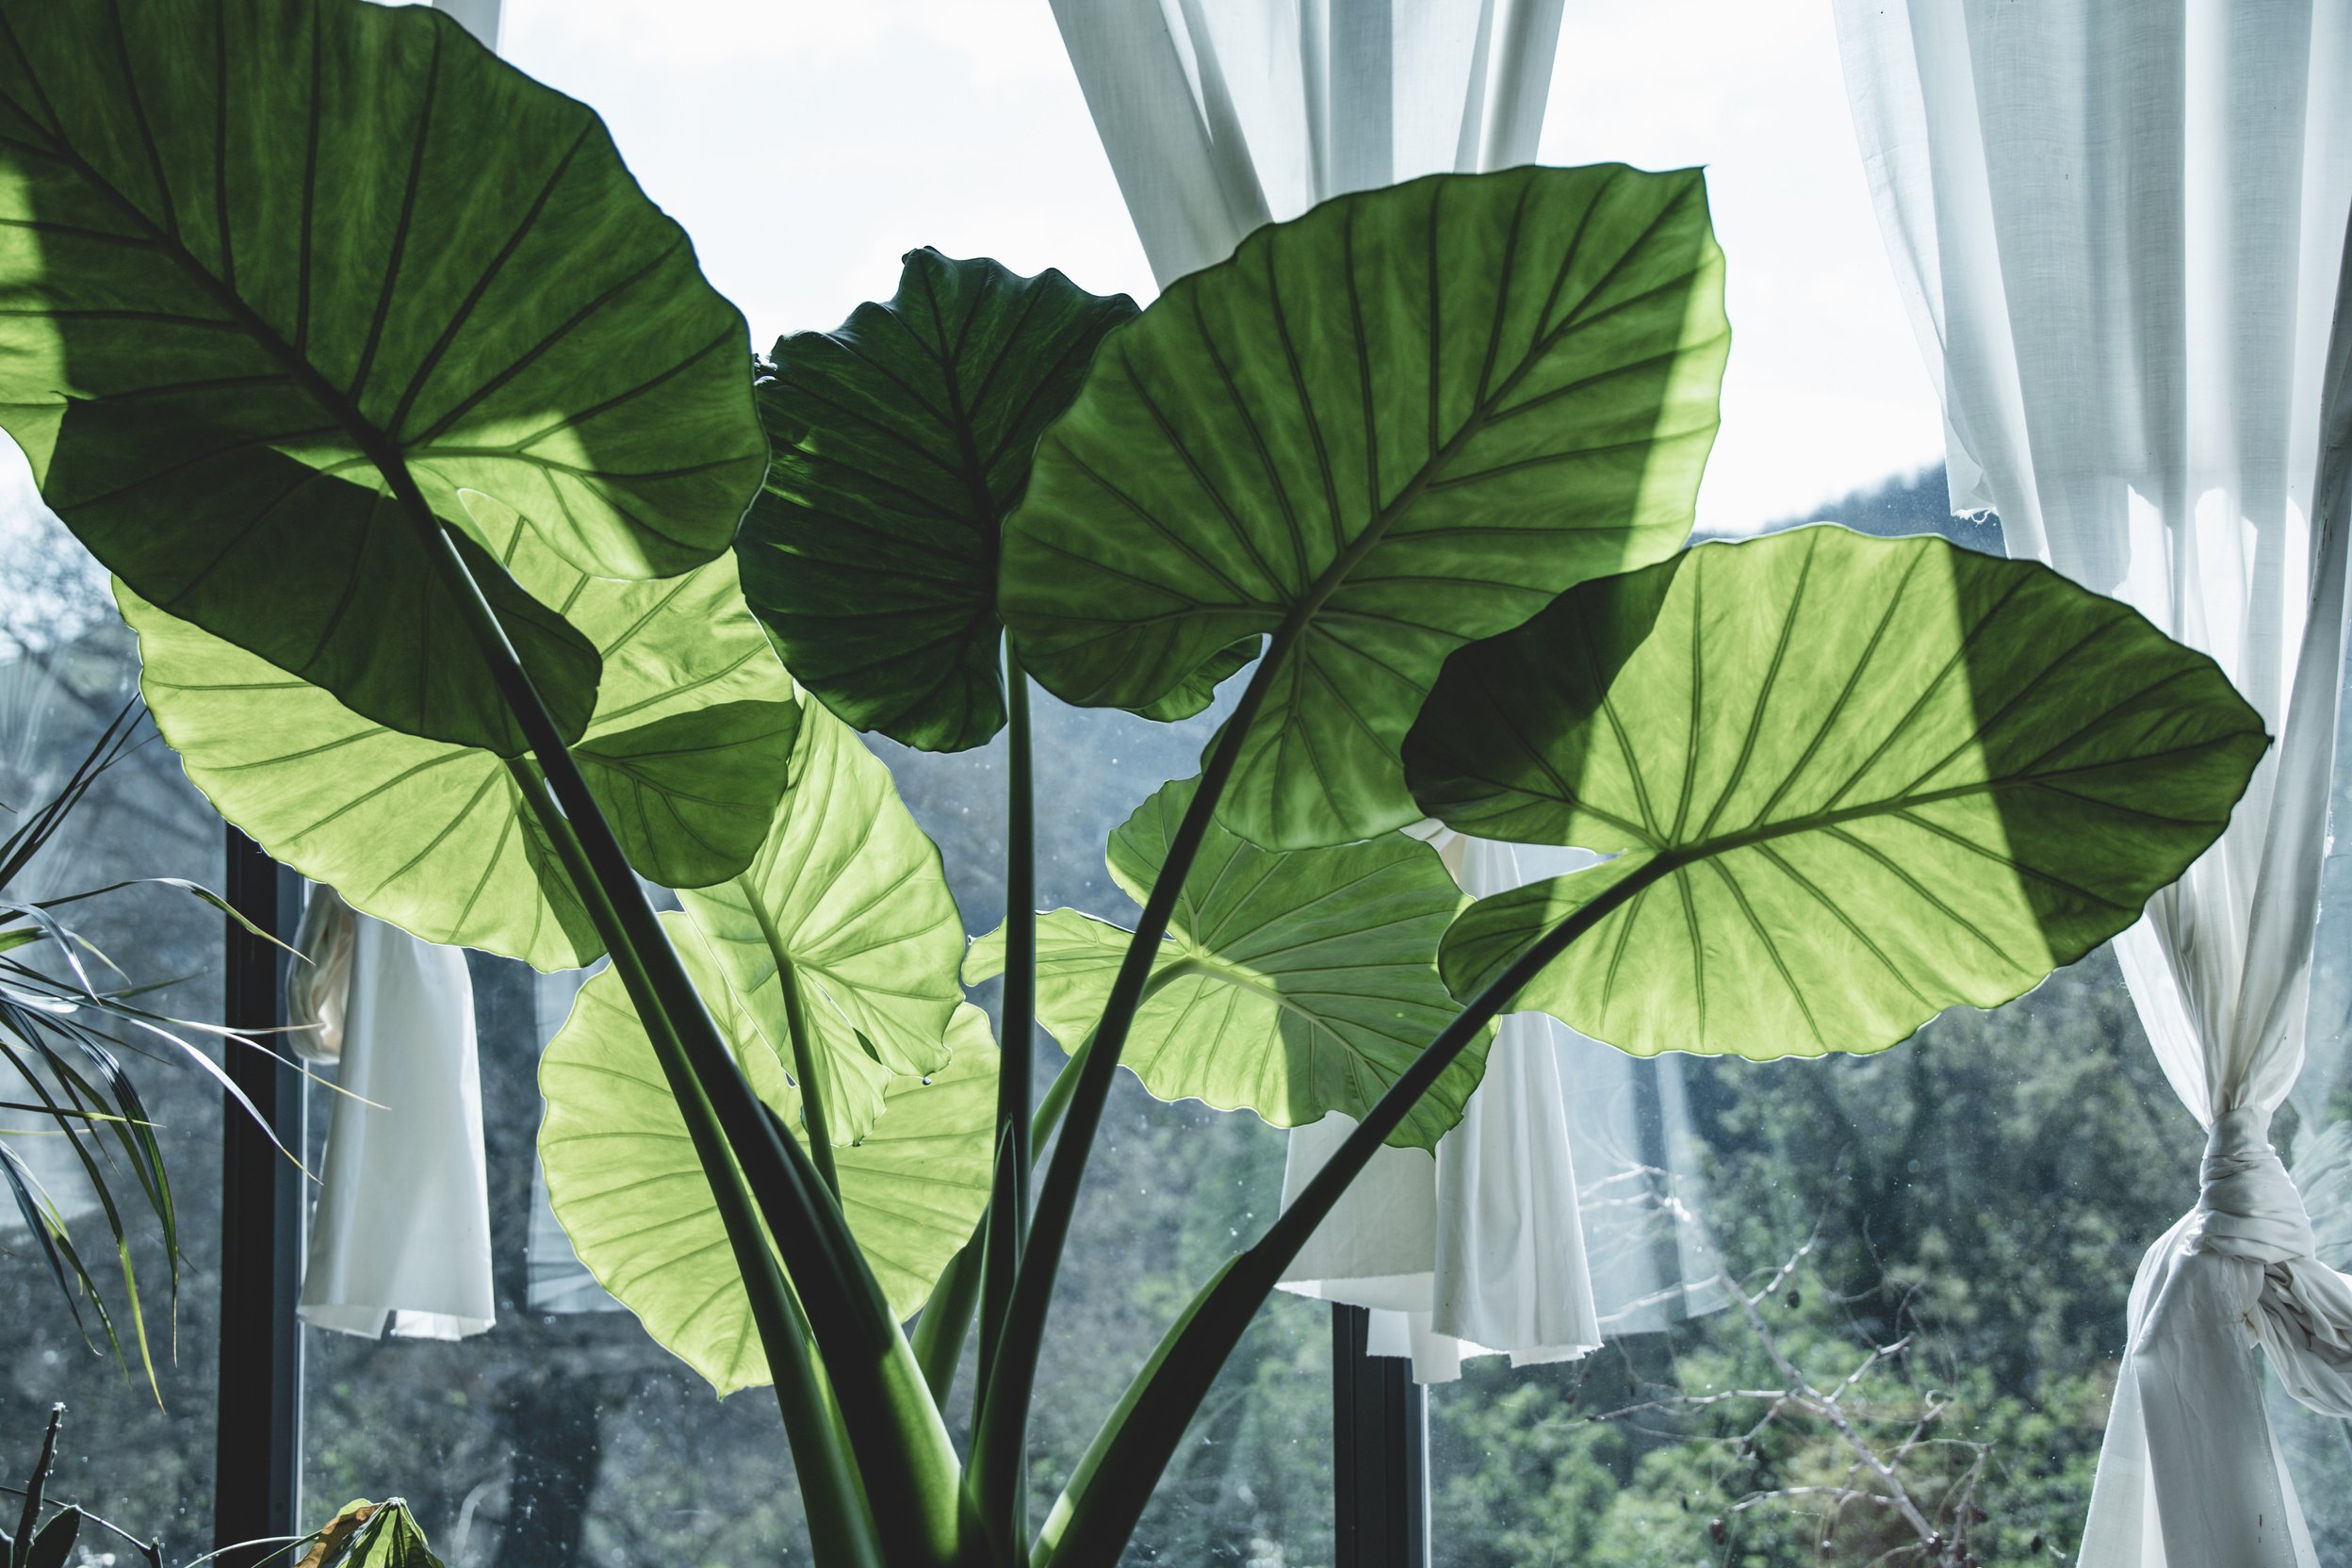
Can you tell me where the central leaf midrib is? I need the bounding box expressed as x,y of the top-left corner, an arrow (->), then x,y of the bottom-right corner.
1158,951 -> 1362,1047
1632,734 -> 2240,882
1274,179 -> 1701,650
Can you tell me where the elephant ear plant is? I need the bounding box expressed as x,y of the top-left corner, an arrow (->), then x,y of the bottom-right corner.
0,3 -> 2268,1565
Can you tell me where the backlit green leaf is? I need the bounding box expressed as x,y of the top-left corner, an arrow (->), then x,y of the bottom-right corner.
298,1498 -> 445,1568
676,701 -> 965,1140
965,777 -> 1485,1150
1406,527 -> 2268,1057
1002,165 -> 1728,848
541,922 -> 995,1395
0,0 -> 762,753
122,508 -> 796,970
743,250 -> 1135,751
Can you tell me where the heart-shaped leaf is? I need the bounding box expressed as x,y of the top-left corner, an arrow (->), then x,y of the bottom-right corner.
742,249 -> 1136,751
541,922 -> 996,1396
0,0 -> 763,753
122,507 -> 798,970
965,776 -> 1486,1150
1001,164 -> 1728,848
1406,527 -> 2268,1057
675,700 -> 965,1140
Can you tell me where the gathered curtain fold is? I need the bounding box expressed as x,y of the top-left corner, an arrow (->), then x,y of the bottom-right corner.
1833,3 -> 2352,1561
1050,0 -> 1721,1382
294,887 -> 495,1341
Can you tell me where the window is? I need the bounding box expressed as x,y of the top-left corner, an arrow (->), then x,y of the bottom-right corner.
0,495 -> 224,1558
5,6 -> 2344,1566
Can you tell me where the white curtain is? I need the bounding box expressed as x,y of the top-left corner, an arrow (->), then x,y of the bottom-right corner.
1834,4 -> 2352,1562
297,896 -> 495,1340
1053,0 -> 1722,1382
293,0 -> 504,1345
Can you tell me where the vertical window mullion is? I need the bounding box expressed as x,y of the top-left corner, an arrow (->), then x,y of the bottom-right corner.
212,829 -> 305,1564
1331,1303 -> 1429,1568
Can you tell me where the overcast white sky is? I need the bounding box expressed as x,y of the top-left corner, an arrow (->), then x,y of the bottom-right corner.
497,0 -> 1949,535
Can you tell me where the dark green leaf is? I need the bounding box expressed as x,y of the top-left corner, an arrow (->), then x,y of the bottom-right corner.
575,702 -> 801,891
1127,636 -> 1260,724
1406,527 -> 2268,1056
965,777 -> 1486,1150
0,0 -> 763,753
743,249 -> 1135,751
1002,165 -> 1728,847
24,1507 -> 77,1568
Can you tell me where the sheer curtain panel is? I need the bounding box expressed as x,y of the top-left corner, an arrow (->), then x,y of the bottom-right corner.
1834,3 -> 2352,1562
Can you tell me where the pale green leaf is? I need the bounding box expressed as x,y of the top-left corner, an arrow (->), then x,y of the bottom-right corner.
122,509 -> 796,970
676,701 -> 964,1139
1407,527 -> 2269,1057
541,923 -> 995,1395
965,776 -> 1485,1150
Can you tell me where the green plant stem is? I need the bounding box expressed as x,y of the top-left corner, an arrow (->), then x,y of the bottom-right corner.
979,646 -> 1037,1394
1034,853 -> 1668,1566
907,1005 -> 1102,1405
969,640 -> 1292,1549
398,494 -> 963,1565
776,949 -> 841,1200
743,874 -> 839,1198
514,766 -> 882,1568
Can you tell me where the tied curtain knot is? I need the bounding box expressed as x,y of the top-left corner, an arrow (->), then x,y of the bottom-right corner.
2174,1104 -> 2352,1415
2191,1106 -> 2319,1270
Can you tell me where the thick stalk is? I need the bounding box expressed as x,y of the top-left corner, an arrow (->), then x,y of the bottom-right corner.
775,946 -> 841,1200
969,640 -> 1293,1541
398,495 -> 963,1565
1034,854 -> 1669,1565
743,872 -> 839,1197
515,767 -> 880,1568
970,645 -> 1038,1558
979,646 -> 1037,1391
907,1002 -> 1106,1405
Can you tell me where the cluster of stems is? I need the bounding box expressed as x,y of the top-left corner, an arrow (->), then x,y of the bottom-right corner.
408,495 -> 1650,1567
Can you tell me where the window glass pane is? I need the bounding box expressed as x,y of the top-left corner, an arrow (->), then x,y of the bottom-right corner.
1,489 -> 223,1554
1429,939 -> 2180,1565
302,951 -> 820,1565
2272,636 -> 2352,1564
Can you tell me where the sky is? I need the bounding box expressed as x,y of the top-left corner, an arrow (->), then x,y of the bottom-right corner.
0,0 -> 1951,586
490,0 -> 1950,535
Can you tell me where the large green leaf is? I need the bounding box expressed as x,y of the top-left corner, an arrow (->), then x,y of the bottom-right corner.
964,777 -> 1486,1150
540,919 -> 996,1396
676,701 -> 965,1140
122,505 -> 797,970
1405,527 -> 2268,1058
0,0 -> 763,754
1001,165 -> 1728,848
743,250 -> 1136,752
